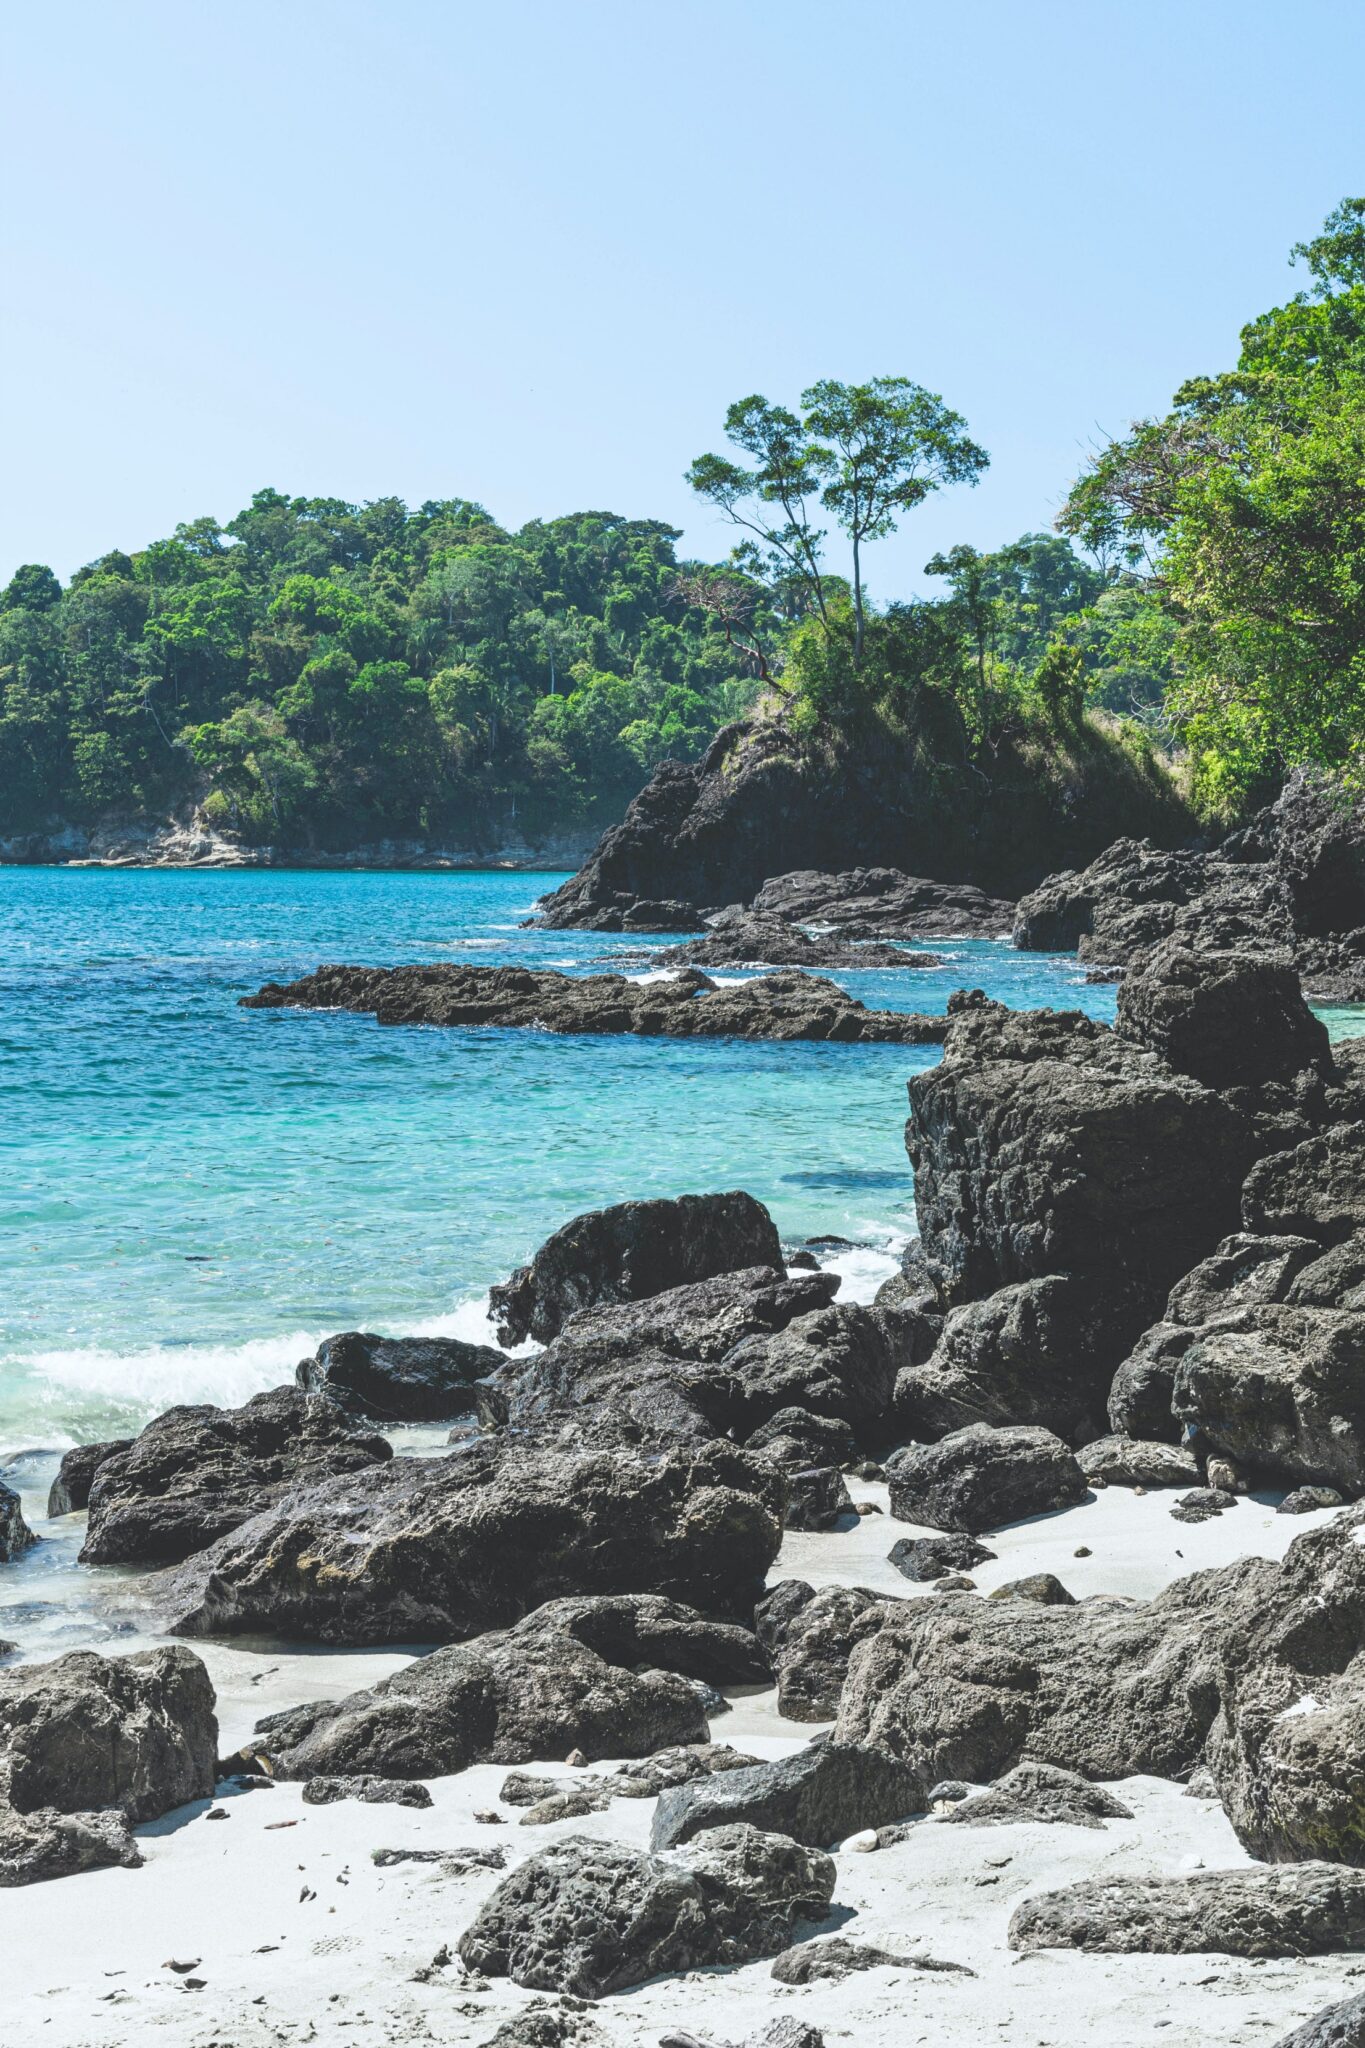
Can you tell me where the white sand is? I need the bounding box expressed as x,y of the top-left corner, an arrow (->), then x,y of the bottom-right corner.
3,1483 -> 1355,2048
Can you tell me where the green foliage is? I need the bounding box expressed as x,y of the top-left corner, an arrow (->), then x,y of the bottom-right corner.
1061,196 -> 1365,817
0,495 -> 779,844
688,375 -> 987,662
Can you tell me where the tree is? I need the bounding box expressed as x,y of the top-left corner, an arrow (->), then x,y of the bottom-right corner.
1060,196 -> 1365,813
802,378 -> 987,660
687,378 -> 986,663
685,398 -> 832,624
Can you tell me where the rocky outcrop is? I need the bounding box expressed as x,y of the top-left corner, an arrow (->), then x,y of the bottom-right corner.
886,1424 -> 1089,1534
1015,775 -> 1365,999
747,870 -> 1015,938
490,1193 -> 783,1346
1008,1863 -> 1365,1956
457,1822 -> 836,1995
1173,1304 -> 1365,1493
528,701 -> 1187,930
244,1595 -> 765,1779
159,1437 -> 783,1645
650,1741 -> 926,1851
242,962 -> 949,1045
0,1482 -> 36,1562
648,908 -> 941,970
1116,946 -> 1332,1092
296,1332 -> 503,1422
80,1387 -> 392,1566
0,1646 -> 217,1886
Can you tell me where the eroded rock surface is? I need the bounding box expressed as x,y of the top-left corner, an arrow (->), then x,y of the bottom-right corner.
1009,1863 -> 1365,1955
887,1425 -> 1088,1534
296,1332 -> 503,1422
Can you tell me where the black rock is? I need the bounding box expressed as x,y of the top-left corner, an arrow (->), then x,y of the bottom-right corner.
650,908 -> 941,971
296,1332 -> 503,1422
80,1386 -> 392,1566
887,1424 -> 1088,1535
941,1760 -> 1131,1829
1170,1487 -> 1238,1523
1115,944 -> 1331,1091
457,1822 -> 836,1996
1172,1305 -> 1365,1494
1279,1487 -> 1345,1514
0,1482 -> 37,1563
46,1440 -> 133,1518
887,1533 -> 996,1582
242,961 -> 950,1047
650,1740 -> 926,1851
490,1193 -> 782,1346
748,869 -> 1015,938
780,1467 -> 853,1531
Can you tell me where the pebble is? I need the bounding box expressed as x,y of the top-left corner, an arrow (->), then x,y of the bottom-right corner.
1073,1546 -> 1091,1557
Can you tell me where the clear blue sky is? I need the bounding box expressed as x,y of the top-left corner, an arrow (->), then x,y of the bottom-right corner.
4,0 -> 1363,599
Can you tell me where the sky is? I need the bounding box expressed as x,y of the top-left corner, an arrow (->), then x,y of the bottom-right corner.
4,0 -> 1364,601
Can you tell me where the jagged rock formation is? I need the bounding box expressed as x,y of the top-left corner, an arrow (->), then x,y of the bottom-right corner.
296,1331 -> 504,1422
645,908 -> 941,970
529,707 -> 1188,930
1014,773 -> 1365,999
241,962 -> 948,1045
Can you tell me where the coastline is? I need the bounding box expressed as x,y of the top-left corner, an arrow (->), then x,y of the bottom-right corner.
0,819 -> 599,873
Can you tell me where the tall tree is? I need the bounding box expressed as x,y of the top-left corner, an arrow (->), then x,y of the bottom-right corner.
802,377 -> 987,660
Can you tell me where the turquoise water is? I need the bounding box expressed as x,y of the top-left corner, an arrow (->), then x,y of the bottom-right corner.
1,867 -> 1118,1452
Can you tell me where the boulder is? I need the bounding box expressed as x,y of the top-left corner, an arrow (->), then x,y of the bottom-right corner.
296,1332 -> 503,1422
0,1482 -> 36,1563
160,1437 -> 783,1646
46,1439 -> 132,1517
80,1386 -> 392,1566
906,993 -> 1254,1310
250,1621 -> 709,1781
746,1408 -> 858,1468
0,1646 -> 217,1826
242,962 -> 949,1047
1106,1322 -> 1195,1442
886,1424 -> 1088,1534
1115,945 -> 1330,1091
1172,1304 -> 1365,1493
1279,1487 -> 1345,1514
1273,1991 -> 1365,2047
1077,1436 -> 1199,1488
833,1571 -> 1243,1785
651,1741 -> 927,1851
495,1265 -> 902,1455
1013,838 -> 1297,972
490,1193 -> 783,1346
754,1582 -> 890,1723
779,1467 -> 852,1531
887,1533 -> 996,1582
0,1804 -> 143,1887
456,1823 -> 836,1996
938,1761 -> 1132,1829
987,1573 -> 1075,1606
894,1276 -> 1126,1443
1009,1863 -> 1365,1956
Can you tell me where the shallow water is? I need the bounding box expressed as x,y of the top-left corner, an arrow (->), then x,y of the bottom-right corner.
0,866 -> 1122,1451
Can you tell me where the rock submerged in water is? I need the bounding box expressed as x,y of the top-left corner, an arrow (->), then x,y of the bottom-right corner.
158,1436 -> 783,1645
296,1331 -> 504,1422
646,907 -> 942,971
456,1822 -> 836,1996
241,961 -> 949,1046
0,1481 -> 37,1563
489,1192 -> 783,1346
79,1386 -> 393,1566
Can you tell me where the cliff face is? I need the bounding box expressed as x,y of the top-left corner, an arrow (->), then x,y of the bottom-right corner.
536,709 -> 1194,927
